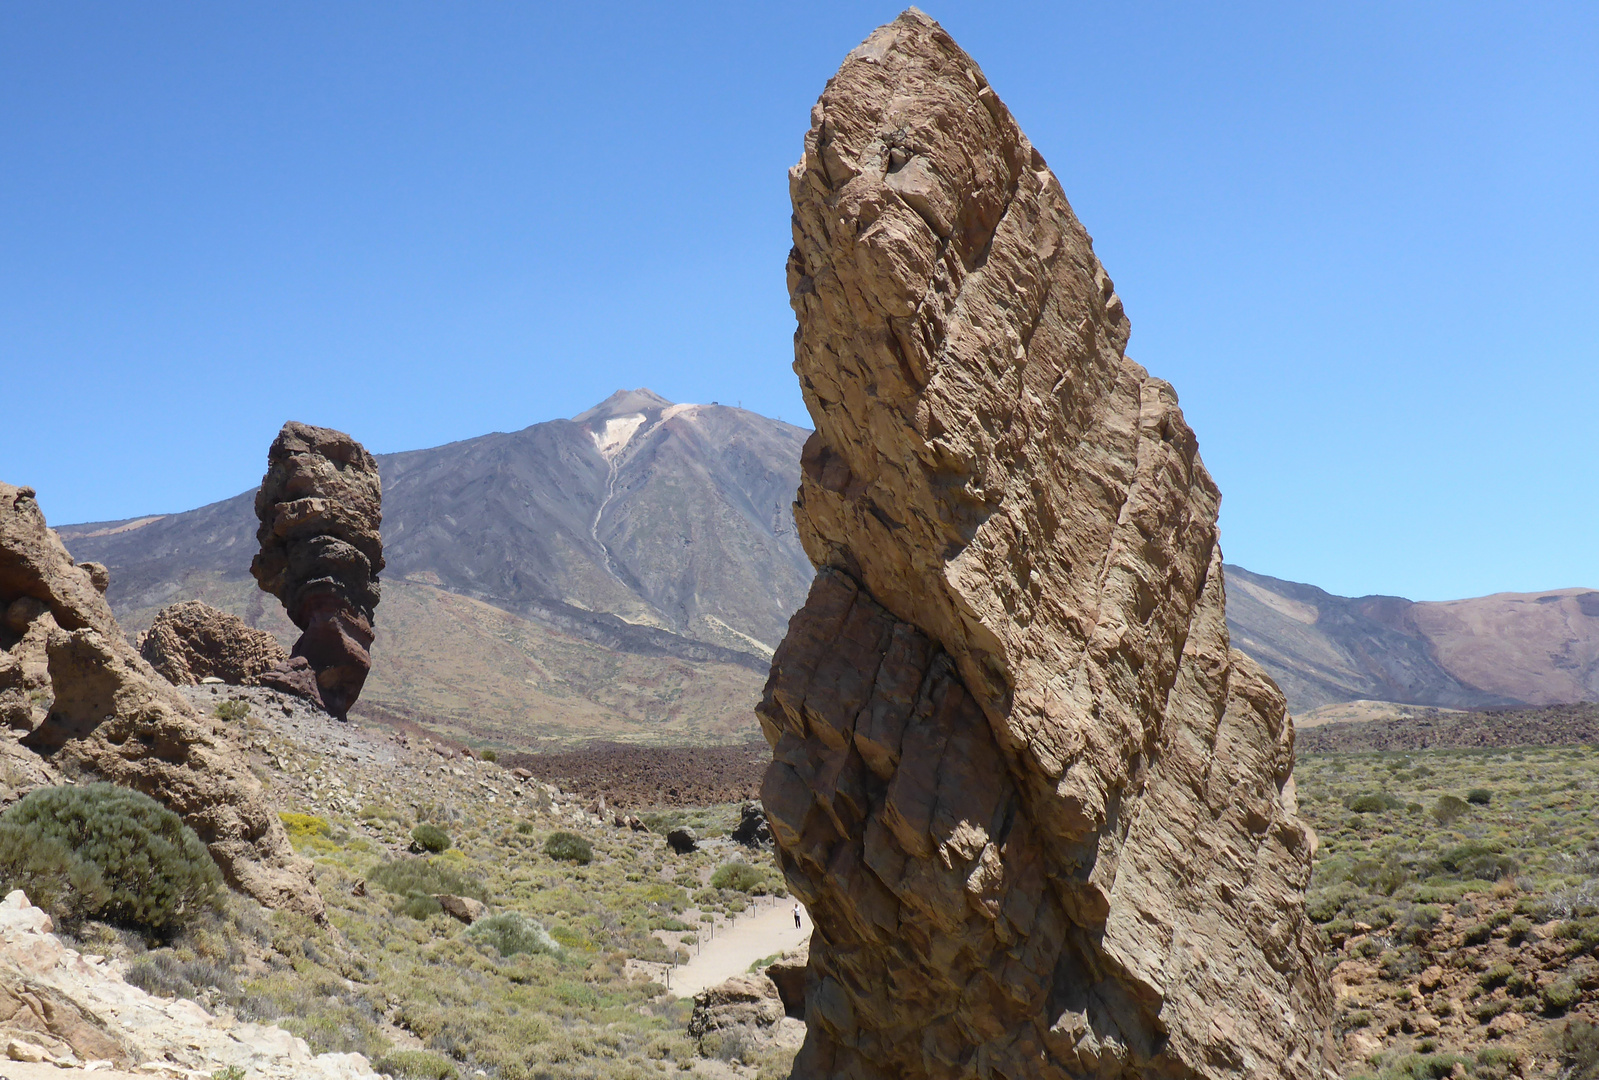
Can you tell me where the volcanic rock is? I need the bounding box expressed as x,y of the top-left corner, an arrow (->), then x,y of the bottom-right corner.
666,826 -> 698,854
0,482 -> 323,919
760,12 -> 1330,1079
435,894 -> 488,925
251,422 -> 384,720
731,801 -> 772,849
140,599 -> 290,687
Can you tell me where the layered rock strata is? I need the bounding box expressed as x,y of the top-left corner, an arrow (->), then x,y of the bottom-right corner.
759,12 -> 1330,1079
0,482 -> 322,918
141,599 -> 290,687
251,422 -> 384,720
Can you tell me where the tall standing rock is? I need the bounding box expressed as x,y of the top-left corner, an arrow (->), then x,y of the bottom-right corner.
251,422 -> 384,720
0,482 -> 322,919
760,12 -> 1331,1079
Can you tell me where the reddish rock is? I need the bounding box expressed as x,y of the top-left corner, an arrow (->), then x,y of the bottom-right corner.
250,422 -> 383,720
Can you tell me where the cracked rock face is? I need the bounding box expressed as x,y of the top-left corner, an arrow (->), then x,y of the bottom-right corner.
251,422 -> 384,720
759,12 -> 1331,1079
0,482 -> 322,919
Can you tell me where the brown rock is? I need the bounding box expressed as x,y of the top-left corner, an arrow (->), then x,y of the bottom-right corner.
257,655 -> 325,708
761,12 -> 1330,1079
688,974 -> 786,1039
250,422 -> 383,720
0,482 -> 323,920
434,894 -> 488,924
140,600 -> 290,687
764,942 -> 808,1019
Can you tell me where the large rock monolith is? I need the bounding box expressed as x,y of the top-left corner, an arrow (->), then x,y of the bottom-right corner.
758,12 -> 1331,1079
250,422 -> 383,720
0,482 -> 323,919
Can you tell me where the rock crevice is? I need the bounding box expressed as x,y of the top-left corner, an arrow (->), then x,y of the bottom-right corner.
760,11 -> 1330,1078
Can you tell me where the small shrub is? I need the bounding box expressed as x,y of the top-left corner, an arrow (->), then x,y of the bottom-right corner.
479,749 -> 497,763
1472,998 -> 1510,1022
367,857 -> 486,902
709,861 -> 765,893
1345,792 -> 1401,814
1432,794 -> 1469,824
280,812 -> 334,848
410,823 -> 451,853
467,911 -> 560,958
1479,962 -> 1514,990
544,831 -> 593,864
1558,1019 -> 1599,1078
0,784 -> 220,933
213,700 -> 250,722
373,1049 -> 460,1079
1466,787 -> 1493,806
212,1067 -> 248,1080
1543,978 -> 1581,1015
1463,922 -> 1495,946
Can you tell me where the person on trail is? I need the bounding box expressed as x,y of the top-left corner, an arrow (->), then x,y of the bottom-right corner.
793,903 -> 802,929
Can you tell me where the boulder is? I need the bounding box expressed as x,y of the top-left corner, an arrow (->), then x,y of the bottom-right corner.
688,973 -> 785,1038
0,482 -> 323,920
434,894 -> 488,924
140,600 -> 290,687
730,801 -> 771,848
763,942 -> 808,1019
665,826 -> 698,854
760,13 -> 1330,1079
257,655 -> 325,708
251,422 -> 384,720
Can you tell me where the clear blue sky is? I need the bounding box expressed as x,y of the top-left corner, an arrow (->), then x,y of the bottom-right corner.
2,2 -> 1594,601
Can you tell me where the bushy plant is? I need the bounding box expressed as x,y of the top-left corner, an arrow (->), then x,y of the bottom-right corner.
709,861 -> 765,893
372,1049 -> 459,1079
544,831 -> 592,864
411,823 -> 452,853
1543,978 -> 1581,1015
1466,787 -> 1493,806
213,700 -> 250,722
368,857 -> 486,903
1432,794 -> 1469,824
0,784 -> 220,933
467,911 -> 561,958
479,749 -> 497,763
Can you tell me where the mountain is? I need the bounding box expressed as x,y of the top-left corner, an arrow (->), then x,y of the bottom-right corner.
59,390 -> 814,747
56,392 -> 1599,735
1224,564 -> 1599,713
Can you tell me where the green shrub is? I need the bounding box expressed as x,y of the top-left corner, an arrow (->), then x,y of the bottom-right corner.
544,831 -> 592,864
1345,792 -> 1401,814
1466,787 -> 1493,806
1479,962 -> 1514,990
1432,794 -> 1469,824
709,861 -> 765,893
410,824 -> 451,854
1543,978 -> 1581,1014
213,700 -> 250,722
400,894 -> 443,919
467,911 -> 560,958
367,857 -> 487,903
479,750 -> 497,763
212,1067 -> 248,1080
372,1049 -> 459,1079
1558,1019 -> 1599,1078
0,784 -> 220,933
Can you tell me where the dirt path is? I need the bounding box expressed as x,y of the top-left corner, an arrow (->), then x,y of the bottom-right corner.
672,900 -> 810,999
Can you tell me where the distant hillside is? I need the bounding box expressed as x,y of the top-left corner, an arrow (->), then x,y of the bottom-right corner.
1226,565 -> 1599,713
57,393 -> 1598,737
60,390 -> 813,747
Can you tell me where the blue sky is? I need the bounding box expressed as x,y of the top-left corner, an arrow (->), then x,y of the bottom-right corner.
2,2 -> 1594,601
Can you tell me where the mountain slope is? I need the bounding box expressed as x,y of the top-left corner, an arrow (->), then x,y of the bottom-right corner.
58,391 -> 810,745
1224,565 -> 1599,713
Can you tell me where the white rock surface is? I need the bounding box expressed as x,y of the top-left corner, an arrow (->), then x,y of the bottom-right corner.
0,890 -> 378,1079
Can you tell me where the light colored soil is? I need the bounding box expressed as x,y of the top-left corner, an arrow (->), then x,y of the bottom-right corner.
671,901 -> 810,999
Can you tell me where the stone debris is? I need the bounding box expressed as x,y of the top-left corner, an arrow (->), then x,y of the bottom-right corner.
139,600 -> 290,687
0,890 -> 375,1078
0,482 -> 322,920
761,11 -> 1331,1078
251,422 -> 384,720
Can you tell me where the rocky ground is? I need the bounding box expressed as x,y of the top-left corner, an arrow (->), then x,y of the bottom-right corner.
1298,702 -> 1599,753
501,742 -> 768,810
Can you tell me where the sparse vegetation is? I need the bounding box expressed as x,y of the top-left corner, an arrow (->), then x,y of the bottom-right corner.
411,823 -> 452,853
214,699 -> 250,722
543,830 -> 593,864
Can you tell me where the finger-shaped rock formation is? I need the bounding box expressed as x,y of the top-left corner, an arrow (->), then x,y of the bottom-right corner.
251,422 -> 384,720
0,482 -> 322,919
760,11 -> 1331,1079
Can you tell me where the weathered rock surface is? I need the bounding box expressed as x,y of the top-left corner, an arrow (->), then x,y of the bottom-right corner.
0,890 -> 374,1078
251,422 -> 384,720
0,482 -> 322,920
140,600 -> 290,687
760,12 -> 1330,1079
435,894 -> 488,925
731,801 -> 772,849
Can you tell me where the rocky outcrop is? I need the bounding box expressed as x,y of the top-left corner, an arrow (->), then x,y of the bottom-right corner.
251,422 -> 384,720
0,482 -> 322,919
760,12 -> 1330,1079
0,890 -> 374,1077
140,600 -> 290,687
